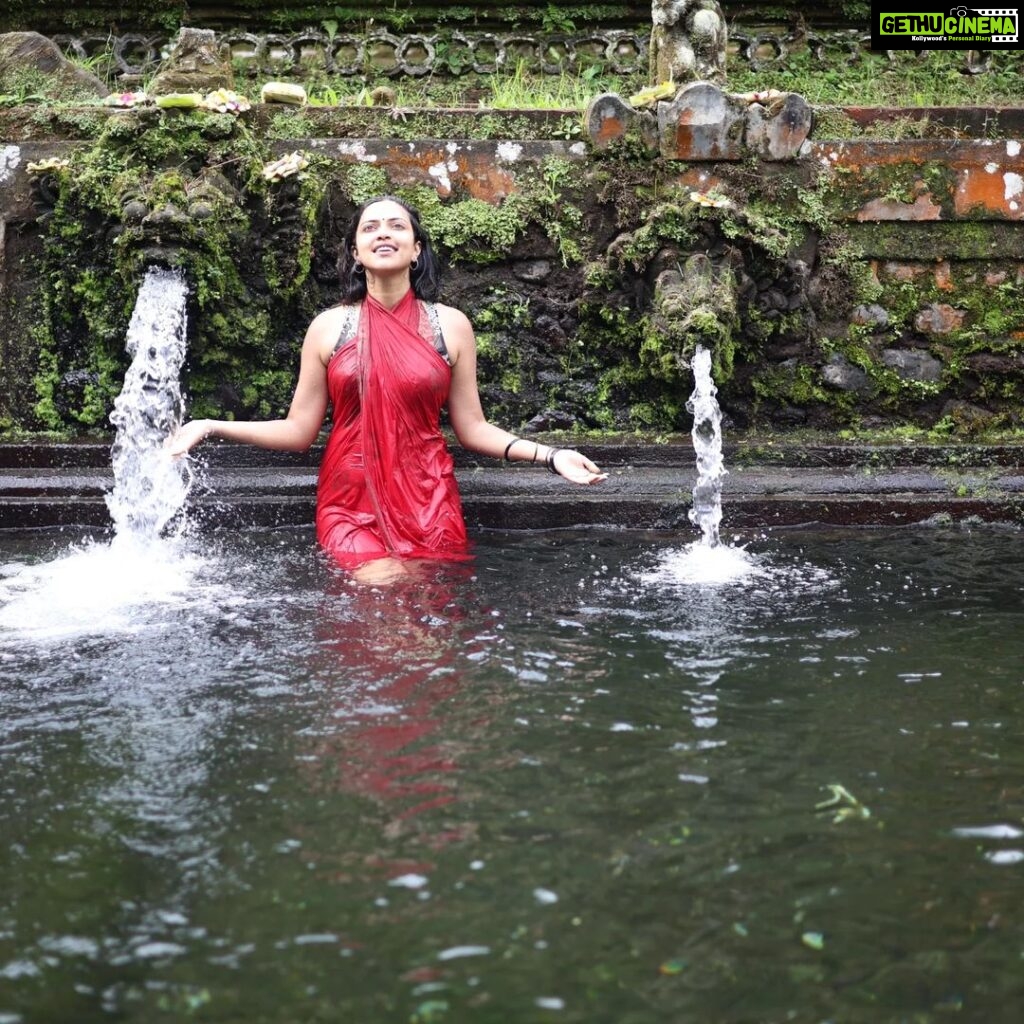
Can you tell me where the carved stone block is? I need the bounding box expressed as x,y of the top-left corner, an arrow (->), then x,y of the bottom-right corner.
744,92 -> 813,161
585,92 -> 658,154
657,81 -> 744,161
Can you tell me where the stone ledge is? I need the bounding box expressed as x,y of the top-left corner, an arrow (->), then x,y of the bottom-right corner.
2,444 -> 1023,530
3,438 -> 1023,469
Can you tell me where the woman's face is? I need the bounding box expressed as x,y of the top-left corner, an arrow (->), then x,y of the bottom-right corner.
353,200 -> 422,276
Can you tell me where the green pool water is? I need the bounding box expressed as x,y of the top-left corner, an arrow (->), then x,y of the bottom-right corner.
1,524 -> 1022,1023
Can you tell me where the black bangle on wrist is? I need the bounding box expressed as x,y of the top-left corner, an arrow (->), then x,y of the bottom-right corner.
546,448 -> 564,475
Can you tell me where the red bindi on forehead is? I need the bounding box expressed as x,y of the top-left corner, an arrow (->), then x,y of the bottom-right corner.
360,204 -> 410,226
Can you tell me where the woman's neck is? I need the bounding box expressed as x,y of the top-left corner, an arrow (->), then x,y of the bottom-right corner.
365,274 -> 412,310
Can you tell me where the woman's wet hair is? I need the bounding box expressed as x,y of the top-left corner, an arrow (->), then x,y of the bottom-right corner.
336,195 -> 442,302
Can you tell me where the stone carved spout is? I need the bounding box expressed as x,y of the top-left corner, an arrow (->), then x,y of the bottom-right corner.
116,168 -> 242,269
652,252 -> 737,373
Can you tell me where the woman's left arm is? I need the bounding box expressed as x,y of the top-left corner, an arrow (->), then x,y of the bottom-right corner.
441,306 -> 606,485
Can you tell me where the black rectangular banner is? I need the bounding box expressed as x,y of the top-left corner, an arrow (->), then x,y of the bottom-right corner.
871,2 -> 1020,49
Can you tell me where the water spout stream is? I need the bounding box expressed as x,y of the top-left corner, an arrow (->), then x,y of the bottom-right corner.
686,344 -> 725,548
106,266 -> 192,539
638,342 -> 756,586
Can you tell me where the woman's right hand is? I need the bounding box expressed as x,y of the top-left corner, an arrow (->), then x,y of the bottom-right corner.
165,419 -> 211,457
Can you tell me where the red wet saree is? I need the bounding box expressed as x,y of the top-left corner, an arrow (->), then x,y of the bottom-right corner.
315,290 -> 469,568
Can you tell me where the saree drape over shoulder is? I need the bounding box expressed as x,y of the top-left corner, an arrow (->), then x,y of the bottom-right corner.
315,290 -> 469,568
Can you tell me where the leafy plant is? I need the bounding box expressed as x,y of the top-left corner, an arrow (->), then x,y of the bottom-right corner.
65,44 -> 116,86
484,60 -> 605,110
541,4 -> 576,34
307,85 -> 342,106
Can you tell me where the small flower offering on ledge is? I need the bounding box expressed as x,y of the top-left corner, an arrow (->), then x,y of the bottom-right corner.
102,91 -> 150,108
733,88 -> 785,105
26,157 -> 70,175
689,191 -> 731,209
261,152 -> 309,182
202,89 -> 251,114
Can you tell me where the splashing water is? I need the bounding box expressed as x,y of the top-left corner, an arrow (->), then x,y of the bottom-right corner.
643,541 -> 759,586
106,266 -> 193,539
0,536 -> 215,641
686,344 -> 725,548
0,268 -> 203,643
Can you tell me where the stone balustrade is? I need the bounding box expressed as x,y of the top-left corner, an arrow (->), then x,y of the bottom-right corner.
46,27 -> 1006,80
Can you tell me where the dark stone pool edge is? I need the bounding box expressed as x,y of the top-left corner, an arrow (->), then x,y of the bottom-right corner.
1,439 -> 1022,531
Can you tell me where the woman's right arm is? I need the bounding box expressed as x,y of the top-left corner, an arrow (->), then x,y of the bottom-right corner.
167,311 -> 336,456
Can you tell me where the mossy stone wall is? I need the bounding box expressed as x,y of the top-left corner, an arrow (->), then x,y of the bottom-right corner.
2,96 -> 1022,440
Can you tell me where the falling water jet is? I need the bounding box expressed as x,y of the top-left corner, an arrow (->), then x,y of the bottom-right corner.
686,343 -> 725,549
660,342 -> 755,582
638,342 -> 757,587
106,266 -> 193,539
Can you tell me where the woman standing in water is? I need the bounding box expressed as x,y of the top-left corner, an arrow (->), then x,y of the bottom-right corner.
169,195 -> 606,581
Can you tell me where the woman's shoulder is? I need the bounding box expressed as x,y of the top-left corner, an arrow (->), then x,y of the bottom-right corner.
312,302 -> 360,327
432,302 -> 472,334
308,303 -> 359,337
429,302 -> 474,364
305,303 -> 360,358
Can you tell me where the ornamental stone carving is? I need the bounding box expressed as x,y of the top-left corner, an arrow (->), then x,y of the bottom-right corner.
649,0 -> 728,86
146,27 -> 233,96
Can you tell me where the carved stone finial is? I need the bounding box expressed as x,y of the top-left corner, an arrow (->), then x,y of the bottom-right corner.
649,1 -> 728,87
147,27 -> 233,97
584,92 -> 658,154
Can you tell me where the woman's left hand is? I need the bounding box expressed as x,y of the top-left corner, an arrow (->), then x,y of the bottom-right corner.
553,449 -> 608,485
